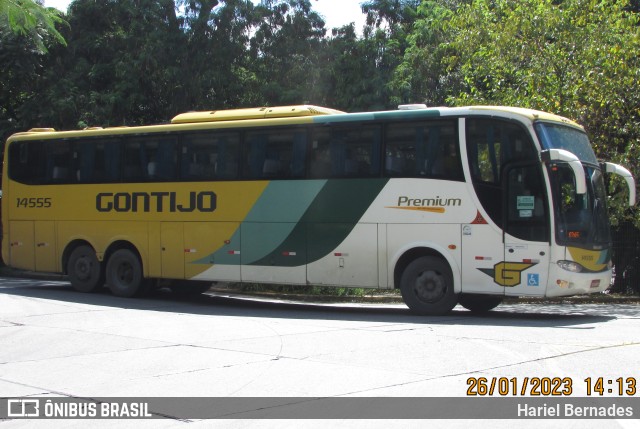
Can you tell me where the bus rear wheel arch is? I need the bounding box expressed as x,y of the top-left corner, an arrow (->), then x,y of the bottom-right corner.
66,244 -> 104,293
398,254 -> 458,316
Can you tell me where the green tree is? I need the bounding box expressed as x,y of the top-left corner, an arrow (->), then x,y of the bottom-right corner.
0,0 -> 66,52
0,0 -> 68,139
323,0 -> 419,111
177,0 -> 263,109
250,0 -> 327,106
390,0 -> 469,106
32,0 -> 188,128
444,0 -> 639,225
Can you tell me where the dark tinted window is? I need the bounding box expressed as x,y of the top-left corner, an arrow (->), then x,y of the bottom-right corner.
310,125 -> 381,178
243,128 -> 307,179
9,141 -> 46,185
466,118 -> 539,228
385,120 -> 462,180
9,139 -> 122,184
75,139 -> 121,183
467,118 -> 537,184
505,164 -> 549,242
182,131 -> 240,180
123,135 -> 178,182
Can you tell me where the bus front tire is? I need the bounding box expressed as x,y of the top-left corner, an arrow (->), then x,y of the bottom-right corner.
458,294 -> 503,313
106,249 -> 143,298
400,256 -> 457,316
67,245 -> 103,293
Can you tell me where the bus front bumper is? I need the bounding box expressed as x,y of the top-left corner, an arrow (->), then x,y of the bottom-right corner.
545,264 -> 612,297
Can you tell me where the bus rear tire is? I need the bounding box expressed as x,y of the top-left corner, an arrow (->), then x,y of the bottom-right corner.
67,245 -> 103,293
458,294 -> 503,313
400,256 -> 457,316
106,249 -> 143,298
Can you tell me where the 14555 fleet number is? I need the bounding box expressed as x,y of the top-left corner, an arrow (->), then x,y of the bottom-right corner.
16,197 -> 52,208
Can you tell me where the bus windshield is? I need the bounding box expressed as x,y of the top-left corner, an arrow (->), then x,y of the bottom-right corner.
535,122 -> 598,164
535,123 -> 611,248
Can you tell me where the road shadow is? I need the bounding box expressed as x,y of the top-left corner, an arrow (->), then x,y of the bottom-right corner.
0,276 -> 625,328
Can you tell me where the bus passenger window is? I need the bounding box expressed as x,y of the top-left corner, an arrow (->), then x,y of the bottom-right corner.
124,136 -> 177,182
47,141 -> 74,183
385,120 -> 461,180
123,141 -> 145,181
182,131 -> 240,181
310,125 -> 380,178
310,134 -> 332,178
243,128 -> 307,179
9,141 -> 45,185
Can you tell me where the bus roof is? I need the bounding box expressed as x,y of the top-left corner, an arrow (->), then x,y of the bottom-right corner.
465,105 -> 582,128
171,105 -> 345,124
6,104 -> 583,141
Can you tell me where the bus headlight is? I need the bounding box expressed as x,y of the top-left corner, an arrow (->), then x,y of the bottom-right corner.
557,260 -> 584,273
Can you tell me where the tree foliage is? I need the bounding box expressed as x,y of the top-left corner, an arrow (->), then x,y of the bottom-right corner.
0,0 -> 66,52
1,0 -> 639,227
442,0 -> 640,225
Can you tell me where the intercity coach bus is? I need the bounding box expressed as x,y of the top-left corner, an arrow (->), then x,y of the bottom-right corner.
2,105 -> 636,315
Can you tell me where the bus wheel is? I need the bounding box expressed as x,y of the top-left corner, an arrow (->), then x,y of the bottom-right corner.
106,249 -> 142,298
400,256 -> 457,316
458,294 -> 503,313
67,245 -> 103,293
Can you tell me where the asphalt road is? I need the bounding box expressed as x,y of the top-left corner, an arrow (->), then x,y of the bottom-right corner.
1,276 -> 639,428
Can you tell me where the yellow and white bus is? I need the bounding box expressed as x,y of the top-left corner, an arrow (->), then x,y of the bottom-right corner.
2,105 -> 636,315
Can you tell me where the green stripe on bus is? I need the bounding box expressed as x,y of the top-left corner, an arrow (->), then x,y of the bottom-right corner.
249,178 -> 389,267
240,180 -> 326,263
195,180 -> 326,266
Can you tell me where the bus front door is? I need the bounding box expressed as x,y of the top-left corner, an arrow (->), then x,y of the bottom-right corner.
502,164 -> 550,296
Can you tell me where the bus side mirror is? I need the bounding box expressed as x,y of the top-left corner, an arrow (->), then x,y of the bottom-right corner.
603,162 -> 636,206
540,149 -> 587,195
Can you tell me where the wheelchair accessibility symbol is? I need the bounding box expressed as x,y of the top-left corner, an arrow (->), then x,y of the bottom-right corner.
527,273 -> 540,286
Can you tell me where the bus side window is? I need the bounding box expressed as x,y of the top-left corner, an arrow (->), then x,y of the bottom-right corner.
311,125 -> 380,178
76,143 -> 96,182
344,126 -> 381,176
103,141 -> 121,182
310,132 -> 332,178
9,141 -> 45,185
291,132 -> 306,178
385,124 -> 419,176
243,128 -> 307,179
467,118 -> 538,228
182,132 -> 240,181
245,134 -> 268,179
467,119 -> 504,227
123,137 -> 177,182
385,120 -> 461,180
123,140 -> 145,181
152,138 -> 177,180
47,141 -> 74,183
74,139 -> 121,183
